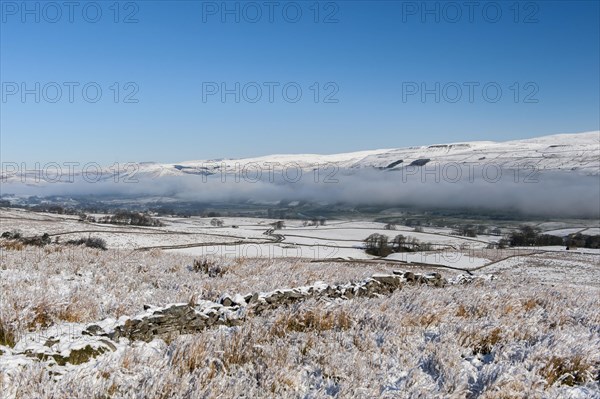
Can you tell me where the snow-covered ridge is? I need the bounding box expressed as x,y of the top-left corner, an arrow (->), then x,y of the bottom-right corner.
2,132 -> 598,184
131,131 -> 600,178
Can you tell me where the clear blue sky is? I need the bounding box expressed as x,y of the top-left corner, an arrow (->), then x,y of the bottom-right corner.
1,0 -> 599,164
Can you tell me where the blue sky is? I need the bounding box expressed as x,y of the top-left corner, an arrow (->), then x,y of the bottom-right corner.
1,0 -> 599,164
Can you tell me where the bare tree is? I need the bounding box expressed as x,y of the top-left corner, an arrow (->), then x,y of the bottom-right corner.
210,218 -> 224,227
271,220 -> 285,229
364,233 -> 391,256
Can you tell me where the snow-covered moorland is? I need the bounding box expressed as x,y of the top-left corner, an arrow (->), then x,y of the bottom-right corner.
1,243 -> 599,398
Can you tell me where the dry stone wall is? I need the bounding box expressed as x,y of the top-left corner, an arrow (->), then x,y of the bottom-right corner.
86,270 -> 447,342
7,271 -> 490,367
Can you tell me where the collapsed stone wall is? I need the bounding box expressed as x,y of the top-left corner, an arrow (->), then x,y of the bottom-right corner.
5,271 -> 488,367
87,270 -> 447,342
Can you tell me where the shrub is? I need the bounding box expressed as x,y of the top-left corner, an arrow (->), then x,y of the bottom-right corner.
192,258 -> 226,277
21,233 -> 51,247
0,317 -> 16,347
1,230 -> 21,239
2,232 -> 51,247
66,237 -> 107,250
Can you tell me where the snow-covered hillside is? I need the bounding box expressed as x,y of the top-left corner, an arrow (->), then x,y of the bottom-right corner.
129,131 -> 600,179
2,132 -> 599,183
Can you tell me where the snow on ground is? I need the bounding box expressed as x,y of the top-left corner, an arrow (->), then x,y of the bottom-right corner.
543,228 -> 588,237
1,210 -> 502,263
483,251 -> 600,288
386,252 -> 491,268
582,227 -> 600,235
1,209 -> 600,398
513,246 -> 600,254
167,243 -> 369,260
1,245 -> 599,398
281,227 -> 487,248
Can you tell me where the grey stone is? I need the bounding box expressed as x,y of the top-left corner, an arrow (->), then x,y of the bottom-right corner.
372,274 -> 402,286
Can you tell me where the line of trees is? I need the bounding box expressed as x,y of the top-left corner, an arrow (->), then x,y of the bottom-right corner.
96,211 -> 164,227
498,226 -> 600,249
564,233 -> 600,249
452,224 -> 501,237
364,233 -> 432,256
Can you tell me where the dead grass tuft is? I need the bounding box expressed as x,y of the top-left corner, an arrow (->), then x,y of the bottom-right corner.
418,313 -> 441,327
270,307 -> 353,337
29,302 -> 54,329
171,338 -> 210,375
456,304 -> 469,317
459,327 -> 504,355
454,303 -> 489,319
521,298 -> 538,311
0,317 -> 16,347
56,303 -> 88,323
474,327 -> 503,355
192,258 -> 228,277
540,354 -> 593,386
0,240 -> 24,251
222,329 -> 257,367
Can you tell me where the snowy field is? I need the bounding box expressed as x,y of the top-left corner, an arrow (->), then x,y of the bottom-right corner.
1,208 -> 599,398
